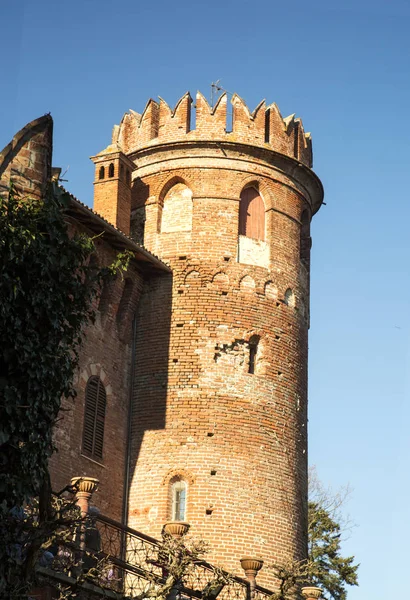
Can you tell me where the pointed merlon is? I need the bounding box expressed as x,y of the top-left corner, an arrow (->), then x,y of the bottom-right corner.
112,124 -> 120,145
158,96 -> 173,132
265,103 -> 286,150
172,92 -> 192,133
195,91 -> 227,138
283,114 -> 296,132
158,93 -> 192,140
231,93 -> 251,133
231,95 -> 266,144
129,109 -> 141,120
295,119 -> 312,167
251,100 -> 266,144
117,112 -> 140,154
138,99 -> 160,146
110,92 -> 314,168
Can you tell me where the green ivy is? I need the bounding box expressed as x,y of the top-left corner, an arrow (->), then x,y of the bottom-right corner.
0,185 -> 115,596
0,186 -> 100,508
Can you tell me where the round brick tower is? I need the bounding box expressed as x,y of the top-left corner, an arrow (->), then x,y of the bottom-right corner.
92,91 -> 323,589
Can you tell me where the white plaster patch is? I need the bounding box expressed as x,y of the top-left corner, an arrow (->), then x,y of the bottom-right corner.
161,185 -> 192,232
238,235 -> 270,268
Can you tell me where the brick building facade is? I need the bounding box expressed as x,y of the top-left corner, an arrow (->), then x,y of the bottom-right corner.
0,91 -> 323,591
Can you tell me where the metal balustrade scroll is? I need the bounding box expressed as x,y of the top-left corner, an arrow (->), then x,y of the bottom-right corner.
41,514 -> 274,600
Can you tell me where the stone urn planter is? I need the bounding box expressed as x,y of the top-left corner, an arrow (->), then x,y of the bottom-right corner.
240,557 -> 264,577
163,521 -> 190,539
71,476 -> 99,515
71,476 -> 100,494
240,557 -> 264,593
301,587 -> 322,600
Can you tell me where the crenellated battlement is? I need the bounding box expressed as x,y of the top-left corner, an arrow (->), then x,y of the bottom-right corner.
112,91 -> 313,167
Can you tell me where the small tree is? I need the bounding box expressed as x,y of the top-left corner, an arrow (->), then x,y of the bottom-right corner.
268,470 -> 359,600
307,501 -> 358,600
135,533 -> 233,600
307,467 -> 359,600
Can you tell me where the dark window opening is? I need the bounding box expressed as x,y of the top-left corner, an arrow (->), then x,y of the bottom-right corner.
82,376 -> 107,461
108,163 -> 114,178
98,166 -> 105,180
248,335 -> 259,374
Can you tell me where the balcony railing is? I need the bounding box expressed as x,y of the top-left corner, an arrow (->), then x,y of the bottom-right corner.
39,514 -> 274,600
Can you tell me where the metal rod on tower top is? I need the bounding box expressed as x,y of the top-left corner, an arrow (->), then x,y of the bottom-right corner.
211,80 -> 221,109
210,80 -> 234,108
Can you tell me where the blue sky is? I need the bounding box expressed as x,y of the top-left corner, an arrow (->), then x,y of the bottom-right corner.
2,0 -> 410,597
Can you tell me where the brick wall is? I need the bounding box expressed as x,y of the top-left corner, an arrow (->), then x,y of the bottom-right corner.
48,228 -> 145,521
120,99 -> 323,589
0,99 -> 323,591
0,115 -> 147,523
0,115 -> 53,200
91,146 -> 134,235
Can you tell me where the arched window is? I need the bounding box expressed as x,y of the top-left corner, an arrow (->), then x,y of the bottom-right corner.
239,187 -> 265,241
170,479 -> 187,521
108,163 -> 115,178
82,376 -> 107,461
161,182 -> 193,232
98,166 -> 105,180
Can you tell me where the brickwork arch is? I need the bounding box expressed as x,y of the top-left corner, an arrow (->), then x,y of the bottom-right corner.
234,176 -> 273,210
162,468 -> 195,486
239,186 -> 266,241
160,180 -> 193,233
239,274 -> 256,293
158,175 -> 193,206
184,269 -> 202,288
264,280 -> 278,299
211,271 -> 230,293
78,363 -> 113,399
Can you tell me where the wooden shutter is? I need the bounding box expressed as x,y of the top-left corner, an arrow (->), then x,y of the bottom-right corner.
82,376 -> 107,460
239,187 -> 265,241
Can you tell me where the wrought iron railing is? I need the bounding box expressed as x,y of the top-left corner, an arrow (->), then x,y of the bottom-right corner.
95,515 -> 273,600
40,514 -> 274,600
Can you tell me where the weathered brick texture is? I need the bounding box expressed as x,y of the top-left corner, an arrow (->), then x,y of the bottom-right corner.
103,92 -> 323,588
49,231 -> 145,521
0,116 -> 169,524
0,115 -> 53,200
0,94 -> 323,592
91,145 -> 135,235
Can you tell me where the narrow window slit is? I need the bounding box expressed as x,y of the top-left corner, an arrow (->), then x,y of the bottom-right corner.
248,335 -> 259,374
170,479 -> 187,522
